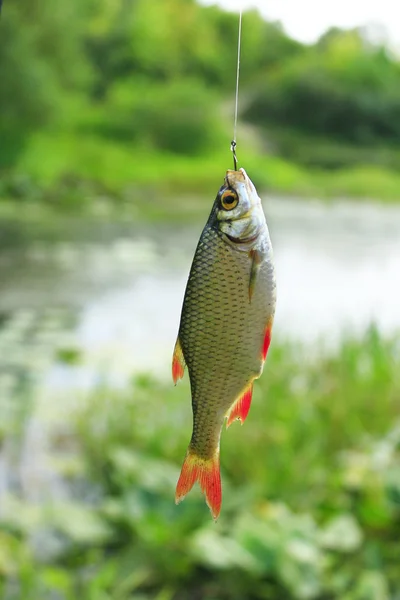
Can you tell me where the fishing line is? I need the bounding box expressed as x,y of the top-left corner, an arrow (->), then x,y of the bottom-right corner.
231,8 -> 243,171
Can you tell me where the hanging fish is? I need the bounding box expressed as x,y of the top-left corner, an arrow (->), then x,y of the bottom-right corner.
172,167 -> 276,519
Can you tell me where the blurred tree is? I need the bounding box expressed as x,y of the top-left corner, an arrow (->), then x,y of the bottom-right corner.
244,28 -> 400,145
72,0 -> 299,94
0,1 -> 92,167
1,0 -> 299,166
2,0 -> 400,179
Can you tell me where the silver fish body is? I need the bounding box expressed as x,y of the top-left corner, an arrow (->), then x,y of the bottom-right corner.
173,168 -> 276,518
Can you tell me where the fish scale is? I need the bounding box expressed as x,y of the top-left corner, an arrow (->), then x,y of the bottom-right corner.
173,168 -> 276,519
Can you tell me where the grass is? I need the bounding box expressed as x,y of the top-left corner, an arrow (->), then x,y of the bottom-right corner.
1,327 -> 400,599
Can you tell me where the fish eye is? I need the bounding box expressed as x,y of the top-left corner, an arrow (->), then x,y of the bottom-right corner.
221,189 -> 239,211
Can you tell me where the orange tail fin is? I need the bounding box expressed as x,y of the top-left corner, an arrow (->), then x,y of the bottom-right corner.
175,449 -> 221,520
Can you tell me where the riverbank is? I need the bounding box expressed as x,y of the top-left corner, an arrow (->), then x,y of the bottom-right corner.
1,136 -> 400,224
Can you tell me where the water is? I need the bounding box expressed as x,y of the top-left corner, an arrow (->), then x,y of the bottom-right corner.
1,197 -> 400,389
0,195 -> 399,503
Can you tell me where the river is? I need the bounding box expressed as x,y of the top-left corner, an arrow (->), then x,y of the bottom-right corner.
0,196 -> 399,390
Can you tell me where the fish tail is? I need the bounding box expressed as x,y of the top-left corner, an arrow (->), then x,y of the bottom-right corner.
175,448 -> 221,520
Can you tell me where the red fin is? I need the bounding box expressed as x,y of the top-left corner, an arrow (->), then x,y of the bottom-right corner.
226,383 -> 253,428
172,337 -> 185,384
175,449 -> 221,520
262,323 -> 272,361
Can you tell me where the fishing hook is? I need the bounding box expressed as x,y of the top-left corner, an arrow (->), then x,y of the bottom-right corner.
230,140 -> 238,171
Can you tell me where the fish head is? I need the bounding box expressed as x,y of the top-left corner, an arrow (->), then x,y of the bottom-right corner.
212,168 -> 266,247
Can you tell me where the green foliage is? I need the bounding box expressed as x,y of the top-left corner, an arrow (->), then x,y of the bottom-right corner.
245,28 -> 400,146
84,0 -> 298,92
131,80 -> 221,155
1,1 -> 400,201
1,329 -> 400,598
0,1 -> 91,166
100,78 -> 224,154
262,127 -> 400,171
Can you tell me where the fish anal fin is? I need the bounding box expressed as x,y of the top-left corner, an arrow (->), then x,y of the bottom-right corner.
172,337 -> 185,384
175,449 -> 221,520
226,382 -> 253,428
262,322 -> 273,361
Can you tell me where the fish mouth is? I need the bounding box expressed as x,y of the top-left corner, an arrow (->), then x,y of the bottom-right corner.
225,168 -> 246,187
225,168 -> 256,198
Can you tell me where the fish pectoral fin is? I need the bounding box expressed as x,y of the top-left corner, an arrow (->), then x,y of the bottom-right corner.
172,337 -> 185,384
175,448 -> 221,520
248,249 -> 263,302
226,382 -> 254,428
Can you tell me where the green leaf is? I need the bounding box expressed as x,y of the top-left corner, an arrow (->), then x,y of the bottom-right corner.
319,514 -> 363,552
45,503 -> 111,544
190,527 -> 260,571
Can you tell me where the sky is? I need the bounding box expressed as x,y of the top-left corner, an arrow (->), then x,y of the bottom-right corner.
199,0 -> 400,48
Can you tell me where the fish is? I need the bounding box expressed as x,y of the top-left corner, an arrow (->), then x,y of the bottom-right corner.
172,167 -> 276,519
